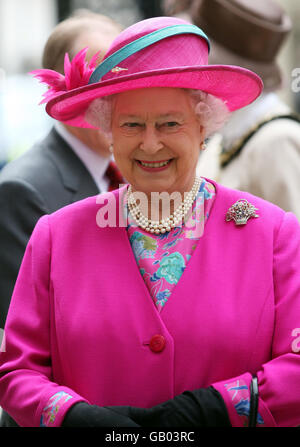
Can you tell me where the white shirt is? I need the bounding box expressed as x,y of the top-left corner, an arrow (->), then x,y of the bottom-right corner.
55,122 -> 111,192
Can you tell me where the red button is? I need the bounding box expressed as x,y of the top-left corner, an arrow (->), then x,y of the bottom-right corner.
149,335 -> 166,353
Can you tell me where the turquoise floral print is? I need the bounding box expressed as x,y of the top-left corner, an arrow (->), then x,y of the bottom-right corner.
156,252 -> 185,284
40,392 -> 73,427
156,289 -> 171,307
127,178 -> 216,312
130,231 -> 157,262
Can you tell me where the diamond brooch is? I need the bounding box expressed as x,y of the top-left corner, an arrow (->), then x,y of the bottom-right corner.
226,199 -> 259,226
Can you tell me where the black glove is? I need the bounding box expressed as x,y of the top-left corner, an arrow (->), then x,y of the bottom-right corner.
107,387 -> 231,427
61,402 -> 141,427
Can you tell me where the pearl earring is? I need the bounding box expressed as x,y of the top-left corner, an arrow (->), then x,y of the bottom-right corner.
201,141 -> 207,151
109,144 -> 114,154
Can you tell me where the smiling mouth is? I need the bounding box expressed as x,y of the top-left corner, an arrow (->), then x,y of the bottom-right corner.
137,159 -> 173,168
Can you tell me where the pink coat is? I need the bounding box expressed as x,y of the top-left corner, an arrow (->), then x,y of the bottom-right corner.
1,181 -> 300,427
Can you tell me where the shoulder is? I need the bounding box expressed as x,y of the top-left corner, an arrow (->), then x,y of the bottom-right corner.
210,181 -> 300,256
247,116 -> 300,147
0,131 -> 59,187
0,142 -> 52,215
0,129 -> 80,211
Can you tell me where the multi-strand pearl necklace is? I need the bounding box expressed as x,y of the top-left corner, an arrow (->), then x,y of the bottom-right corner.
127,176 -> 201,234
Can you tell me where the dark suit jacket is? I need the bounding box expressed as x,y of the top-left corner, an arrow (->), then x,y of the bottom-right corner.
0,127 -> 99,329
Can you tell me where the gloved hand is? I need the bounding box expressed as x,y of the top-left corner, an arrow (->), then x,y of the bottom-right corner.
61,402 -> 141,427
107,387 -> 231,427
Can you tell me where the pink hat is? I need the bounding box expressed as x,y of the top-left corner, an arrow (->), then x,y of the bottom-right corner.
32,16 -> 263,129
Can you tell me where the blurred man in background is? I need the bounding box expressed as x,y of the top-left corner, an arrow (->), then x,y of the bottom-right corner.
0,11 -> 123,330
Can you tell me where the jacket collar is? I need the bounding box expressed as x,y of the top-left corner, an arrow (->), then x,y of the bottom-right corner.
45,127 -> 99,200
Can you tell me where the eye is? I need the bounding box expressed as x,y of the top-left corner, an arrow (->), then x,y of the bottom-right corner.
164,121 -> 179,127
159,121 -> 181,131
120,122 -> 143,134
122,122 -> 141,128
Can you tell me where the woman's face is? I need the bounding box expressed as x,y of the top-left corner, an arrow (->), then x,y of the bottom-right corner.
111,87 -> 204,196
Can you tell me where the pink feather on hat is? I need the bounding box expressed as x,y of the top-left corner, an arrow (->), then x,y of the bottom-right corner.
30,47 -> 101,104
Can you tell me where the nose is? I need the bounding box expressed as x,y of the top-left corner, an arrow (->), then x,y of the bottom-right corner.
140,125 -> 163,153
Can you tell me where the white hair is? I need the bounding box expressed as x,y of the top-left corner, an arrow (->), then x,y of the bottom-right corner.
85,88 -> 230,139
85,94 -> 114,137
186,90 -> 230,139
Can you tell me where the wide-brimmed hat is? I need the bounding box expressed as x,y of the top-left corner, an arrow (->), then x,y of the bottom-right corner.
34,16 -> 263,128
191,0 -> 291,92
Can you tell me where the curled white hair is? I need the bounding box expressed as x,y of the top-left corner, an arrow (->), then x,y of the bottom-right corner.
186,89 -> 230,139
85,95 -> 114,138
85,89 -> 230,138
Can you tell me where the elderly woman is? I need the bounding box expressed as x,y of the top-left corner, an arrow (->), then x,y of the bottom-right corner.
0,17 -> 300,428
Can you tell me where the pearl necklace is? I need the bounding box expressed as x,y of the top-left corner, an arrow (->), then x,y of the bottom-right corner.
127,177 -> 202,234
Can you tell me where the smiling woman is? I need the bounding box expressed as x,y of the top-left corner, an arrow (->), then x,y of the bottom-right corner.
1,15 -> 300,429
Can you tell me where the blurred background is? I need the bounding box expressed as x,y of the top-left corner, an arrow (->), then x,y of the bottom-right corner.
0,0 -> 299,167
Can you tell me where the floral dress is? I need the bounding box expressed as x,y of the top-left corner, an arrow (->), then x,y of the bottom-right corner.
127,178 -> 216,312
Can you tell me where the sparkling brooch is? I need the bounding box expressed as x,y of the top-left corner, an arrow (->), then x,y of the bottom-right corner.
226,199 -> 259,226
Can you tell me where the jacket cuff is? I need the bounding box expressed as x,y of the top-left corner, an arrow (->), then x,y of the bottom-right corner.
212,373 -> 276,427
36,387 -> 90,427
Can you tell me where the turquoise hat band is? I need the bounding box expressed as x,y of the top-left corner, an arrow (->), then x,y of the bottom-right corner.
88,24 -> 210,85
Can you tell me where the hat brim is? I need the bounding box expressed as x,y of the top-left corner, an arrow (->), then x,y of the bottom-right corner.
46,65 -> 263,128
208,38 -> 283,92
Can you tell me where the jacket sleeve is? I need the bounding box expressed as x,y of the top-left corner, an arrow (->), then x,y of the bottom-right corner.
0,215 -> 88,427
212,211 -> 300,427
0,179 -> 49,328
